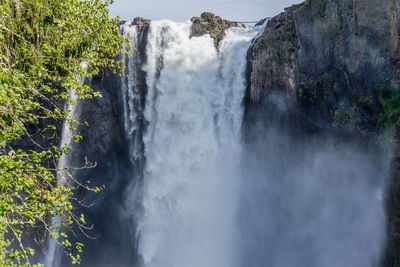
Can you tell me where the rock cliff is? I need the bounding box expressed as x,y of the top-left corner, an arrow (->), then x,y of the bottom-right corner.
60,69 -> 139,266
247,0 -> 400,136
245,0 -> 399,265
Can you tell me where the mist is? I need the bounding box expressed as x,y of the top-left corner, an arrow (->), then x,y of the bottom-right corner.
238,92 -> 389,267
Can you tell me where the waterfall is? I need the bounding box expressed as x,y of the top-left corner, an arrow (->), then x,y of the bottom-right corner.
121,24 -> 139,138
49,18 -> 389,267
120,24 -> 145,163
121,21 -> 264,267
44,67 -> 85,267
119,19 -> 389,267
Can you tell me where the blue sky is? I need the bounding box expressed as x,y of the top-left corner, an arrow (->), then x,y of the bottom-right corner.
109,0 -> 304,22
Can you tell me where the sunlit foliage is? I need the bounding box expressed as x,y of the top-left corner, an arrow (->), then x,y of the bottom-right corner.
0,0 -> 126,265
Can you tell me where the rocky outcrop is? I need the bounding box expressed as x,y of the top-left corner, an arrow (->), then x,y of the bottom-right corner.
247,0 -> 400,137
245,5 -> 300,135
255,18 -> 268,27
190,12 -> 243,46
131,17 -> 151,36
119,17 -> 151,36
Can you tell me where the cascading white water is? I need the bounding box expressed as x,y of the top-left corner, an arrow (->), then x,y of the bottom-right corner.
121,21 -> 264,267
119,19 -> 387,267
41,14 -> 390,267
121,24 -> 139,137
120,24 -> 144,163
44,67 -> 85,267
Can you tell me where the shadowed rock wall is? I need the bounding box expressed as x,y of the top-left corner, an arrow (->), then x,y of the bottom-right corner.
247,0 -> 400,136
245,0 -> 400,265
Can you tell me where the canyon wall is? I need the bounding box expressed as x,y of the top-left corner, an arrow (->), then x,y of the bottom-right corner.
245,0 -> 400,265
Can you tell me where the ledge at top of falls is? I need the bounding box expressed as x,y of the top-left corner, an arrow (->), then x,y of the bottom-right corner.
190,12 -> 244,47
119,17 -> 151,36
119,13 -> 243,47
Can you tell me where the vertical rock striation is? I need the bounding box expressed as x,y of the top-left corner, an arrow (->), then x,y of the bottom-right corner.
247,0 -> 400,136
246,0 -> 400,265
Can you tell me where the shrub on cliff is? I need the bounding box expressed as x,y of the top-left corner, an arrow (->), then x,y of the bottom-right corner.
0,0 -> 127,265
378,86 -> 400,129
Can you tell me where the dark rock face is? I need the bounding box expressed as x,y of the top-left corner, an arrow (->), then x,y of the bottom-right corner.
132,17 -> 151,36
78,73 -> 125,156
119,17 -> 151,36
58,20 -> 151,266
388,127 -> 400,267
247,0 -> 400,136
254,18 -> 268,27
58,69 -> 139,267
190,12 -> 243,47
245,5 -> 300,136
246,0 -> 400,266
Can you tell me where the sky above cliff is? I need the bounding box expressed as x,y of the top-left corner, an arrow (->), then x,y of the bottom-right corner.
109,0 -> 304,22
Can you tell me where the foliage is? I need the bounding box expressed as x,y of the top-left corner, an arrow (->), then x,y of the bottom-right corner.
333,101 -> 356,124
319,0 -> 327,11
298,0 -> 311,12
298,87 -> 303,98
378,86 -> 400,129
0,0 -> 127,265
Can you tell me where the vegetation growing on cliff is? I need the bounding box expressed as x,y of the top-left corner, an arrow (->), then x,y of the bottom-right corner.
0,0 -> 126,265
378,86 -> 400,129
